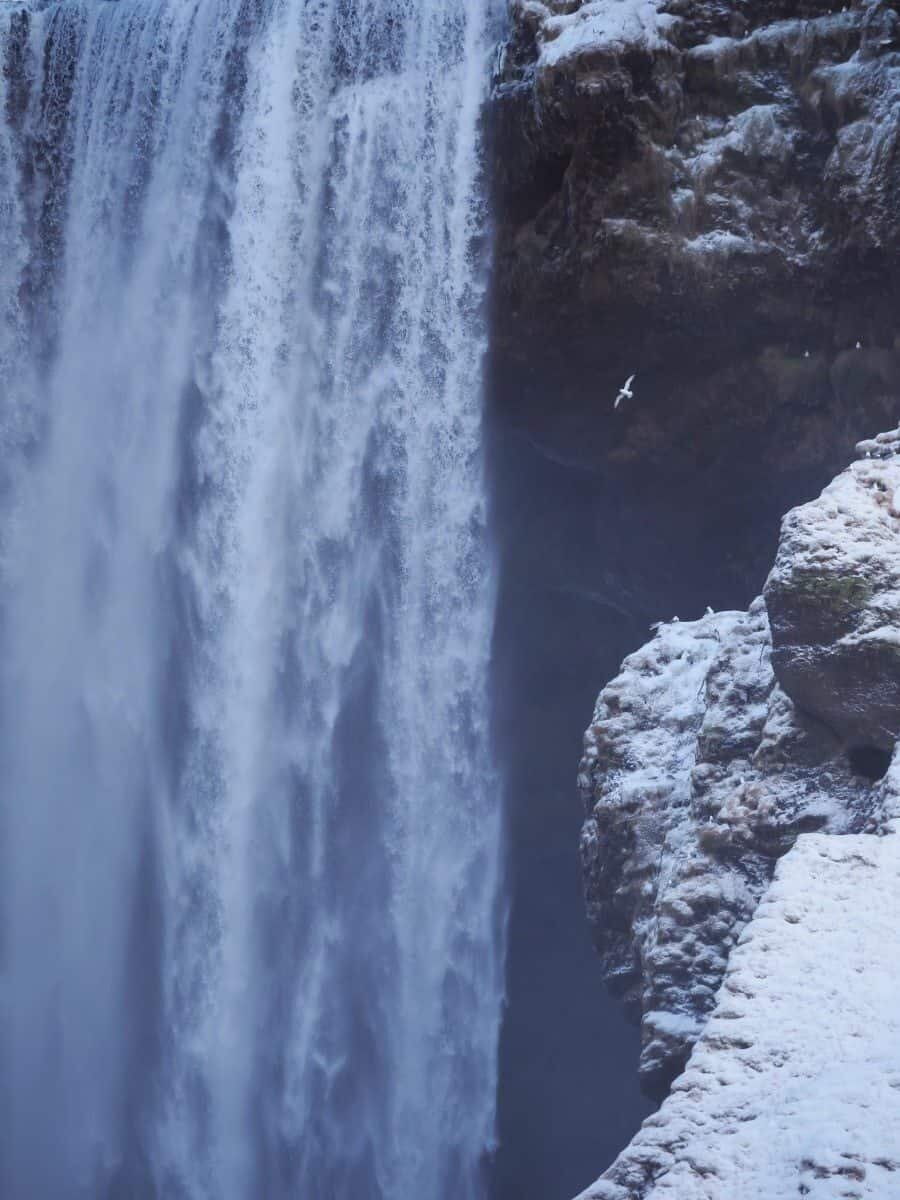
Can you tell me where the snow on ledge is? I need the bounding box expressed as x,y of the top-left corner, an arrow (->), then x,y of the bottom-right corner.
516,0 -> 677,69
580,831 -> 900,1199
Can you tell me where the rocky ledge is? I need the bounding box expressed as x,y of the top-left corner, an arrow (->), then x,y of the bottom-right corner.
579,428 -> 900,1099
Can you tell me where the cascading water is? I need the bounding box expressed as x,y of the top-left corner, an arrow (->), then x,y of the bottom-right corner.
0,2 -> 505,1197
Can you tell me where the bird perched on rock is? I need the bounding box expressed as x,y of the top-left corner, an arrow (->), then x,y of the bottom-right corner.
614,374 -> 635,410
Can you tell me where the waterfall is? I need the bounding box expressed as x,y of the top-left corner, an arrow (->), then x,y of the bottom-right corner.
0,2 -> 504,1197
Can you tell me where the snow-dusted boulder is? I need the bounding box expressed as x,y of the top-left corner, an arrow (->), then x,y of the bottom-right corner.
766,428 -> 900,752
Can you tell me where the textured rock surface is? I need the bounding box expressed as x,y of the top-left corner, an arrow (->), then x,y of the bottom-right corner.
579,827 -> 900,1200
490,0 -> 900,486
766,426 -> 900,751
499,0 -> 900,290
579,432 -> 897,1096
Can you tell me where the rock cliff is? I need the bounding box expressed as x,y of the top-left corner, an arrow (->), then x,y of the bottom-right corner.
487,2 -> 900,1191
491,0 -> 900,492
577,429 -> 900,1191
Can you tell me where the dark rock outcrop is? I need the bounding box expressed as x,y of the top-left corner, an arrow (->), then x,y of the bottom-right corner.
487,1 -> 900,1191
490,0 -> 900,491
488,2 -> 900,1187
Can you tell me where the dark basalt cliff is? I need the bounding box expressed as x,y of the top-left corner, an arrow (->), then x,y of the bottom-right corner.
487,2 -> 900,1192
491,0 -> 900,494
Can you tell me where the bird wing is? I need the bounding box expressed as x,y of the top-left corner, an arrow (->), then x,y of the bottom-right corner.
613,394 -> 621,409
624,373 -> 635,389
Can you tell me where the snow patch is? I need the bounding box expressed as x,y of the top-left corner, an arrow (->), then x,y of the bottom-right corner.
531,0 -> 676,68
582,831 -> 900,1199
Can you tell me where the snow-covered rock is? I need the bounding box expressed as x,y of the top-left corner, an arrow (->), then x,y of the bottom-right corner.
579,828 -> 900,1199
515,0 -> 675,68
579,433 -> 896,1095
766,428 -> 900,752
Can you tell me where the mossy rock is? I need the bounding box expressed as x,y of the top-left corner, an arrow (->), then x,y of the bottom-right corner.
775,569 -> 873,620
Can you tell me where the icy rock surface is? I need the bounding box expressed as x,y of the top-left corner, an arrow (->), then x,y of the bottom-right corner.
579,434 -> 897,1095
766,428 -> 900,751
579,828 -> 900,1199
500,0 -> 900,294
491,0 -> 900,488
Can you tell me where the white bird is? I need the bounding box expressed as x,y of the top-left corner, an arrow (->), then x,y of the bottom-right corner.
614,374 -> 635,409
803,350 -> 810,358
856,340 -> 862,349
705,606 -> 715,616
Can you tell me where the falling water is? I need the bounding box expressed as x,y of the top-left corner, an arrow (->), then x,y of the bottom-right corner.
0,2 -> 504,1197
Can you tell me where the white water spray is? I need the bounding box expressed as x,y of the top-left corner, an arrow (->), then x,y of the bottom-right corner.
0,2 -> 504,1196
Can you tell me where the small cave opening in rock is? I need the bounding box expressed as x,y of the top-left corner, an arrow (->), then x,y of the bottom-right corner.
847,744 -> 892,782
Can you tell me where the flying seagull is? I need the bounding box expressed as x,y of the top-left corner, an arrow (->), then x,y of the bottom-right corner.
614,373 -> 635,410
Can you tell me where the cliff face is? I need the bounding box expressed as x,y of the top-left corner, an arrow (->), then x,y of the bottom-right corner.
487,2 -> 900,1191
491,0 -> 900,491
